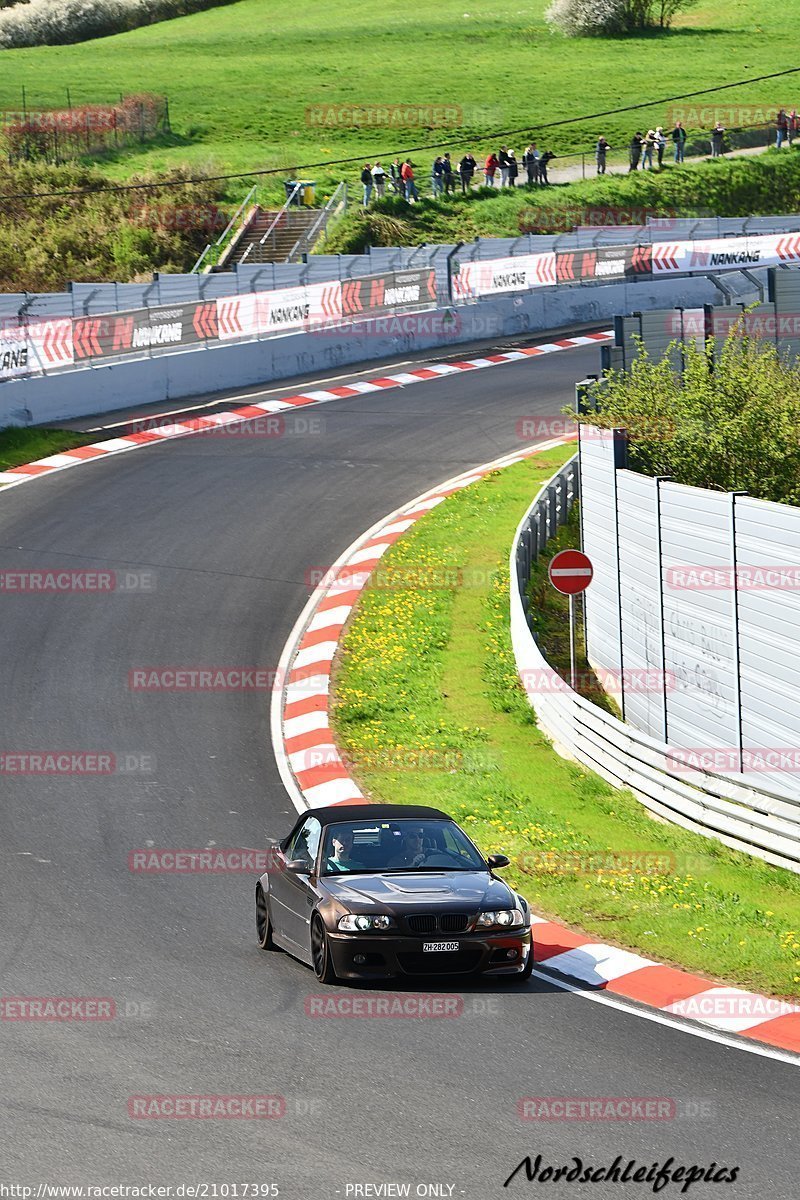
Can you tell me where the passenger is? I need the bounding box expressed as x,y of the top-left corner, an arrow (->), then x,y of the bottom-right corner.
326,830 -> 361,872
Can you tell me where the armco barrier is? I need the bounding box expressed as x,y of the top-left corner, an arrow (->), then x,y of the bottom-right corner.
510,458 -> 800,874
0,274 -> 728,427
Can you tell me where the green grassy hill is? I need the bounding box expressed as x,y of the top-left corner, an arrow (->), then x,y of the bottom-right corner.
0,0 -> 793,202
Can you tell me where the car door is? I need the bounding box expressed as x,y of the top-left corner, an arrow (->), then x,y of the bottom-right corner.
269,816 -> 321,954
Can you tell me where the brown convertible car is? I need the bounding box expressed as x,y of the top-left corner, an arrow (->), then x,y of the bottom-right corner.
255,804 -> 533,983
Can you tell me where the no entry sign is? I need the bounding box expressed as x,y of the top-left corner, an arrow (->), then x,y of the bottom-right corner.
548,549 -> 593,595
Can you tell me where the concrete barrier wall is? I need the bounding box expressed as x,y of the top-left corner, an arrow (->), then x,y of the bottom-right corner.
0,273 -> 742,427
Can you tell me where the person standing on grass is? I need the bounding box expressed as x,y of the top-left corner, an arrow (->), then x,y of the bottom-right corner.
776,108 -> 789,148
371,161 -> 387,199
360,164 -> 373,207
431,156 -> 444,197
507,150 -> 519,188
523,143 -> 538,185
442,153 -> 456,194
458,151 -> 476,192
629,132 -> 643,172
711,122 -> 725,157
390,158 -> 403,194
401,158 -> 418,202
789,109 -> 798,145
498,145 -> 511,187
671,120 -> 687,163
538,150 -> 555,185
595,135 -> 610,175
641,130 -> 655,170
484,150 -> 498,187
654,127 -> 666,168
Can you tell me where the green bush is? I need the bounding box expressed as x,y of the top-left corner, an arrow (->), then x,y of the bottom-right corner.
0,161 -> 231,289
580,324 -> 800,504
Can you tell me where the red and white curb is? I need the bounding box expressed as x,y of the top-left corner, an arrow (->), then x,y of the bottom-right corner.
0,330 -> 611,490
272,443 -> 800,1062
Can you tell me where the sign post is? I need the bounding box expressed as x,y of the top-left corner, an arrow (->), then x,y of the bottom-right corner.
548,549 -> 594,690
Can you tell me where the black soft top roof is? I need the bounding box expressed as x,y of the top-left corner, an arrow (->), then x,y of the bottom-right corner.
299,804 -> 452,828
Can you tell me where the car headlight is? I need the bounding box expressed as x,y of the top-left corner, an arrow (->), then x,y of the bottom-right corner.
337,914 -> 396,932
476,908 -> 526,928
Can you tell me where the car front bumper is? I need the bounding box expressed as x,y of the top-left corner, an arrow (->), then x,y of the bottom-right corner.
326,927 -> 532,980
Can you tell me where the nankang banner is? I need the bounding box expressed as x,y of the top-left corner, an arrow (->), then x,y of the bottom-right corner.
72,303 -> 206,361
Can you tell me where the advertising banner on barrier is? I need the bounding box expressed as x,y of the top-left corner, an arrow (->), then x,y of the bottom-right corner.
0,318 -> 74,379
453,253 -> 556,300
651,232 -> 800,275
556,245 -> 652,283
73,303 -> 206,360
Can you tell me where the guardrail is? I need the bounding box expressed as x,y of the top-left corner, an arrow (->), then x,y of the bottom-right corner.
5,220 -> 800,388
510,457 -> 800,874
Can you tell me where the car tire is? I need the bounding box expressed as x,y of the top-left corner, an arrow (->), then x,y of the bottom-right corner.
310,914 -> 338,984
255,885 -> 277,951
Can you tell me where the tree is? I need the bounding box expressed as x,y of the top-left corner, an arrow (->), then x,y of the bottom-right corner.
576,323 -> 800,505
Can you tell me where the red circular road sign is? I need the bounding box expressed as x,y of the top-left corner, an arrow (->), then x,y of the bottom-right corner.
548,549 -> 594,595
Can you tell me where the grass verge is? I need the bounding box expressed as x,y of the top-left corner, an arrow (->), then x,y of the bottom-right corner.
331,449 -> 800,999
0,426 -> 95,473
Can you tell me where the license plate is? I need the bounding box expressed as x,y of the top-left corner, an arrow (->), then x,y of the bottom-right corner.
422,941 -> 459,953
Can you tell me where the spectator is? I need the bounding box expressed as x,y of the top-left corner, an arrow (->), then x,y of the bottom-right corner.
595,136 -> 610,175
442,153 -> 456,194
642,130 -> 656,170
711,122 -> 725,157
538,150 -> 555,185
498,145 -> 511,187
671,120 -> 687,164
458,151 -> 476,192
654,127 -> 666,168
484,151 -> 499,187
390,158 -> 403,194
523,143 -> 539,185
431,156 -> 445,197
507,150 -> 519,188
776,108 -> 789,149
371,161 -> 387,199
401,159 -> 418,202
360,163 -> 373,207
790,109 -> 798,145
629,132 -> 643,172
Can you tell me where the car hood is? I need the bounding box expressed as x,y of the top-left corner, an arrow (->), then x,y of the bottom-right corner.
322,870 -> 514,910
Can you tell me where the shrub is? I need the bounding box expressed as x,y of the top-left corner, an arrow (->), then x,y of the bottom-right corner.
545,0 -> 697,36
579,325 -> 800,504
0,161 -> 231,289
0,0 -> 238,49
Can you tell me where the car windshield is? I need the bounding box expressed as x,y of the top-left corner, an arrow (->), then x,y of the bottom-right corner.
320,818 -> 485,876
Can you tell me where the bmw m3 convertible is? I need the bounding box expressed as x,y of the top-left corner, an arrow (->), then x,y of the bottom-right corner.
255,804 -> 533,983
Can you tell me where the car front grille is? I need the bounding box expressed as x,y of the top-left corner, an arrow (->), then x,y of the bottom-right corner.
407,913 -> 471,934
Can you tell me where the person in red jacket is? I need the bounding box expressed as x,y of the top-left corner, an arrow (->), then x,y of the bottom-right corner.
400,158 -> 418,202
483,151 -> 498,188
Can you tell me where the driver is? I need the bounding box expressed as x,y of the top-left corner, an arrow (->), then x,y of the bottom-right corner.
387,828 -> 427,869
325,829 -> 362,873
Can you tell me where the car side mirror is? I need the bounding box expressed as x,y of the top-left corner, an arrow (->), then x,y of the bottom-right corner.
284,858 -> 310,873
487,853 -> 510,869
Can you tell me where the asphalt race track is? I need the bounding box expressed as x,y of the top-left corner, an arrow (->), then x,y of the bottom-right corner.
0,338 -> 796,1198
